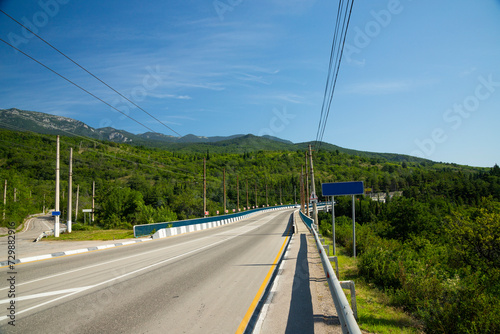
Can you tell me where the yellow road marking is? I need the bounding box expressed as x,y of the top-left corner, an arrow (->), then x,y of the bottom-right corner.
235,226 -> 291,333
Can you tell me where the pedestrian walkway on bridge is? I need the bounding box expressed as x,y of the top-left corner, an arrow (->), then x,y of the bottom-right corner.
256,211 -> 343,334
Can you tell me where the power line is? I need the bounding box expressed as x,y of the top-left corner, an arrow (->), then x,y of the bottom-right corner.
0,37 -> 162,136
315,0 -> 345,146
0,9 -> 182,138
314,0 -> 355,152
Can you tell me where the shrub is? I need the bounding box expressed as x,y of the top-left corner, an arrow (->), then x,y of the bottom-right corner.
71,223 -> 97,231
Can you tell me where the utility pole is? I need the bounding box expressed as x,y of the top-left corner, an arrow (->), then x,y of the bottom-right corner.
294,185 -> 296,205
223,168 -> 226,214
308,145 -> 318,230
305,153 -> 309,216
254,182 -> 257,208
236,175 -> 239,211
92,181 -> 95,222
55,135 -> 60,238
246,179 -> 249,209
300,167 -> 304,214
265,183 -> 268,207
75,184 -> 79,223
280,185 -> 282,205
67,147 -> 73,233
13,188 -> 16,203
3,180 -> 6,221
203,158 -> 206,216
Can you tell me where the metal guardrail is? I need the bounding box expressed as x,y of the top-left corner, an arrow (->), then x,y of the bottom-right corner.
134,205 -> 295,237
298,210 -> 361,334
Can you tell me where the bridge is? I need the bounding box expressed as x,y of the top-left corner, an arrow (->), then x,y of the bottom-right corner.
0,206 -> 359,333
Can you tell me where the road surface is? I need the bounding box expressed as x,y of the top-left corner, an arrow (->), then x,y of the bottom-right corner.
0,215 -> 71,262
0,209 -> 293,333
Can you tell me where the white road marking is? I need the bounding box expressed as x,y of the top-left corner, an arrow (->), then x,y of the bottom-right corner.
253,236 -> 292,333
0,219 -> 268,322
0,213 -> 278,292
42,220 -> 52,230
0,286 -> 93,305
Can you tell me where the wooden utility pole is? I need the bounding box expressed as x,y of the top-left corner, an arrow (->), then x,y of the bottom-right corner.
254,182 -> 257,208
223,168 -> 226,214
55,135 -> 60,237
13,188 -> 16,203
280,185 -> 282,205
236,175 -> 239,211
67,147 -> 73,233
203,158 -> 206,216
92,181 -> 95,222
75,184 -> 80,223
294,185 -> 297,205
3,180 -> 6,221
265,183 -> 268,207
246,179 -> 249,209
300,167 -> 304,214
309,145 -> 318,229
305,153 -> 309,216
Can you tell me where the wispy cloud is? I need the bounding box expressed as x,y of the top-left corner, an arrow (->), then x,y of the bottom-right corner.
148,93 -> 192,100
274,93 -> 304,104
341,80 -> 415,95
459,67 -> 477,77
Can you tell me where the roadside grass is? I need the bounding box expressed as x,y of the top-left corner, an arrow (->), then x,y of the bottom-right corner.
322,238 -> 423,334
44,228 -> 135,241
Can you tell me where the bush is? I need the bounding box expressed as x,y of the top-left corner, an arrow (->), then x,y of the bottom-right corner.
71,223 -> 98,231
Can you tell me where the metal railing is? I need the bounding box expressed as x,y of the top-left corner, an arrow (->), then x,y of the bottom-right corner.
299,210 -> 361,334
134,205 -> 295,237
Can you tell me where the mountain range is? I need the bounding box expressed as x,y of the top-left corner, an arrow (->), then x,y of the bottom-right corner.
0,108 -> 427,163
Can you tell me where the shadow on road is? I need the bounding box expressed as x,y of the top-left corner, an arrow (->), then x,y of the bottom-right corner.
285,233 -> 314,334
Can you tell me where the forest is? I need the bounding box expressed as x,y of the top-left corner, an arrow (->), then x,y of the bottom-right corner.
1,128 -> 499,333
317,165 -> 500,333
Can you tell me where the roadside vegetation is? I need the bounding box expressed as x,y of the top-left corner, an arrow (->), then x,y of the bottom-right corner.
318,168 -> 500,333
328,243 -> 423,334
44,224 -> 134,241
2,128 -> 499,332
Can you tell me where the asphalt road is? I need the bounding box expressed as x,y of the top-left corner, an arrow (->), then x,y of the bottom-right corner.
0,215 -> 71,263
0,209 -> 293,334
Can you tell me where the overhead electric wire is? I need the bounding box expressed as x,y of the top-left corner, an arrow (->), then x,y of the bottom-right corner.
315,0 -> 345,146
0,38 -> 161,136
0,9 -> 182,138
0,11 -> 289,194
318,0 -> 354,150
314,0 -> 355,152
315,0 -> 354,150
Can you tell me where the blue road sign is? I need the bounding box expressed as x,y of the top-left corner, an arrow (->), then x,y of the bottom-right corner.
322,181 -> 364,196
52,211 -> 61,216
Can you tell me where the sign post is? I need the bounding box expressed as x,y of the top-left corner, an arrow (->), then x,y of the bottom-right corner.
332,196 -> 335,255
82,209 -> 92,225
322,181 -> 364,257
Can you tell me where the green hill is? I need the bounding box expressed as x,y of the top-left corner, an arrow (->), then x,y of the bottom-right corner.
0,108 -> 429,163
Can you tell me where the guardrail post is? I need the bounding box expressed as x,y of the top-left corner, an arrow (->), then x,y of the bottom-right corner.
340,281 -> 358,320
329,256 -> 339,279
299,209 -> 361,334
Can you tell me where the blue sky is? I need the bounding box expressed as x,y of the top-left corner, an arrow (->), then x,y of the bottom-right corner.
1,0 -> 499,167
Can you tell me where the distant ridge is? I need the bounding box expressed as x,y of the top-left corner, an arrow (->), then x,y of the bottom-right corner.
0,108 -> 429,163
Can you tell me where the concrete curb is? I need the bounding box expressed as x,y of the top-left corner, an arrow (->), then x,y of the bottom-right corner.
34,227 -> 68,242
0,238 -> 152,267
151,207 -> 295,240
242,211 -> 296,333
